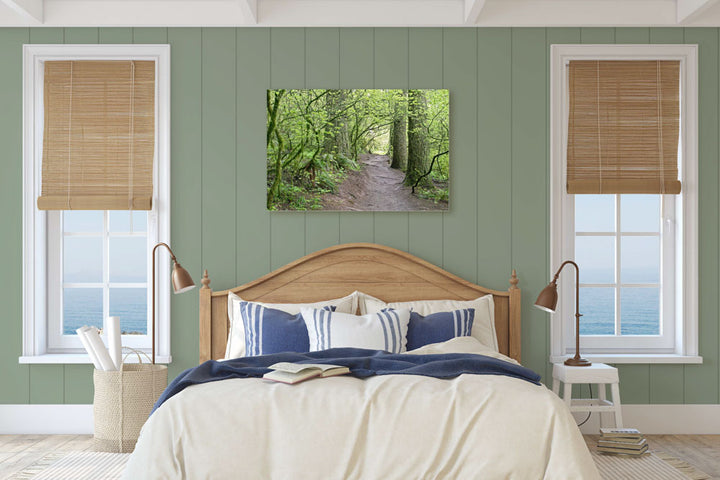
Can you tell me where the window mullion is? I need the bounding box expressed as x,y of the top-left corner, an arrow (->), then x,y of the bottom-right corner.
103,210 -> 110,333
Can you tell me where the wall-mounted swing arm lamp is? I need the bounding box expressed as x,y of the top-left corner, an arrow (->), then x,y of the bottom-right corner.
152,242 -> 195,364
534,260 -> 591,367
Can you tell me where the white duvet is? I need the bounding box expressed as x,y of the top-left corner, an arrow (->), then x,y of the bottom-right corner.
124,338 -> 600,479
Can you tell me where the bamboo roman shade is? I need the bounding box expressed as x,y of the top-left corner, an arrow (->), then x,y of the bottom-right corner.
566,60 -> 681,195
37,60 -> 156,210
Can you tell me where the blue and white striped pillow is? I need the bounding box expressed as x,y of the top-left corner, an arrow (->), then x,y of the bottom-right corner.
406,308 -> 475,350
240,302 -> 335,357
300,308 -> 411,353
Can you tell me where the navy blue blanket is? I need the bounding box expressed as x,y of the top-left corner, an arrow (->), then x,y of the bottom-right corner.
152,348 -> 540,414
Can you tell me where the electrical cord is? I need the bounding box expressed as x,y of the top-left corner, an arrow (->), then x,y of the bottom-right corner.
576,384 -> 593,427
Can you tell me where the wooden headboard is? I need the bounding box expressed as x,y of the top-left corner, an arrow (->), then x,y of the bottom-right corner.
199,243 -> 521,363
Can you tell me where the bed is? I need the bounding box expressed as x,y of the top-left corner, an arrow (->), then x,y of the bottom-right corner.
124,243 -> 600,479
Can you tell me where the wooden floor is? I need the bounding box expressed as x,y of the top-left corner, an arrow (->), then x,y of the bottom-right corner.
0,434 -> 718,478
0,434 -> 94,480
585,435 -> 720,479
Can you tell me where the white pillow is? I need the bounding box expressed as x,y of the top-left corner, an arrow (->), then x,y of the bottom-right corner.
405,337 -> 519,365
301,308 -> 411,353
225,291 -> 358,359
358,292 -> 498,352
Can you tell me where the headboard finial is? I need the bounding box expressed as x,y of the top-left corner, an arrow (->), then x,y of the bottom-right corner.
201,269 -> 211,289
510,269 -> 519,290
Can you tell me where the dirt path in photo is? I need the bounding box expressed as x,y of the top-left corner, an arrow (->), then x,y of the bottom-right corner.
320,154 -> 444,211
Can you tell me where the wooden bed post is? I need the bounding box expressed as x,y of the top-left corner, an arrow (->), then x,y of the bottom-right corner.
508,269 -> 521,363
199,270 -> 212,363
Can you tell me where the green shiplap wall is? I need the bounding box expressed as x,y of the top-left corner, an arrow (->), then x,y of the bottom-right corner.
0,27 -> 718,406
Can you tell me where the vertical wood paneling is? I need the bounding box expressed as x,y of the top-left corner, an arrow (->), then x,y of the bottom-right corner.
0,28 -> 30,404
168,28 -> 203,377
270,28 -> 307,269
201,28 -> 237,289
63,28 -> 99,43
63,365 -> 94,404
373,28 -> 410,252
443,28 -> 478,281
99,28 -> 132,44
29,27 -> 63,43
305,28 -> 341,254
476,28 -> 512,291
29,366 -> 64,404
408,28 -> 444,267
684,27 -> 720,404
132,28 -> 168,44
511,28 -> 548,384
2,27 -> 720,407
338,28 -> 375,243
236,29 -> 272,283
580,27 -> 615,43
614,28 -> 650,43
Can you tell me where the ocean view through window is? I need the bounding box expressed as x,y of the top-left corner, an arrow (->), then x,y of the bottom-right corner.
61,210 -> 149,336
575,195 -> 662,337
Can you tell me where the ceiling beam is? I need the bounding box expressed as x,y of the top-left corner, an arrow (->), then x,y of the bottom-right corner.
464,0 -> 487,24
1,0 -> 42,23
677,0 -> 720,23
238,0 -> 257,24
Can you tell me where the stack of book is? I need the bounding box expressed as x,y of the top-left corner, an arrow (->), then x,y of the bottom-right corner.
597,428 -> 648,456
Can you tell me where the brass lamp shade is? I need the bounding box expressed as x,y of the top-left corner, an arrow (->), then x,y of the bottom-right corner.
171,262 -> 196,294
534,282 -> 558,313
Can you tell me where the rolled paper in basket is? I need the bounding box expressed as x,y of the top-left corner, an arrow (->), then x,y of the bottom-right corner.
107,316 -> 122,370
76,326 -> 102,370
79,326 -> 116,371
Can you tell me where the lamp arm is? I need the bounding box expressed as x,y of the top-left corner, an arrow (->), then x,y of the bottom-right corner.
552,260 -> 581,320
153,242 -> 177,263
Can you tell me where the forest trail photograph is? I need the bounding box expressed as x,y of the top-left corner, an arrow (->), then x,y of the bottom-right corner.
266,88 -> 449,211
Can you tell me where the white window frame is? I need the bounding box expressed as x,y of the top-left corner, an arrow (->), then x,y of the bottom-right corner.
20,44 -> 172,364
549,44 -> 701,364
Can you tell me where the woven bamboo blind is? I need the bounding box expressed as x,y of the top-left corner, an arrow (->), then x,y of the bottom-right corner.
567,60 -> 681,194
37,60 -> 155,210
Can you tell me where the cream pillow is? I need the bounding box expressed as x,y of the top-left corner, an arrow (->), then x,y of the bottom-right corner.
358,292 -> 498,352
225,291 -> 358,359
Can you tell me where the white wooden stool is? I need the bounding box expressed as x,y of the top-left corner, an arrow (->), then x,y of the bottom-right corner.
552,362 -> 623,428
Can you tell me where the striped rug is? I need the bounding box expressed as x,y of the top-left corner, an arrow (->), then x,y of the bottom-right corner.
592,450 -> 711,480
9,451 -> 130,480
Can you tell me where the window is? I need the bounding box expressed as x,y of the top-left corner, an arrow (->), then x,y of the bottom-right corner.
21,45 -> 171,363
550,44 -> 700,363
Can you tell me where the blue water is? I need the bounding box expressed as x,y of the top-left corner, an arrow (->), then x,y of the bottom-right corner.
580,287 -> 660,335
63,288 -> 147,335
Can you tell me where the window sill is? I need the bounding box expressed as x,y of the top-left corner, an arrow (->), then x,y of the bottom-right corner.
19,354 -> 172,365
550,354 -> 702,364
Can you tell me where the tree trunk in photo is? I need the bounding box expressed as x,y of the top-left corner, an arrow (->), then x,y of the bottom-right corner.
390,91 -> 407,170
405,89 -> 430,186
323,90 -> 351,161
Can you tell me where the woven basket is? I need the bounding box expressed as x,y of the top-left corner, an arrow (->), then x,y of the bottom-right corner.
93,353 -> 167,453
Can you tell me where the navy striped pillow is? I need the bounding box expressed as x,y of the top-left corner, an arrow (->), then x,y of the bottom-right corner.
240,302 -> 335,357
406,308 -> 475,350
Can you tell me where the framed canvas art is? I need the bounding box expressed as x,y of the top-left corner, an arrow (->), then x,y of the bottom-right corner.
266,89 -> 449,211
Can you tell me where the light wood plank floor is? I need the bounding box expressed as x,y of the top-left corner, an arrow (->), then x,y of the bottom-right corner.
0,434 -> 718,479
585,434 -> 720,479
0,435 -> 94,480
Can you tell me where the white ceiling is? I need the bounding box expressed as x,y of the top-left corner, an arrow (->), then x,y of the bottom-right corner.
1,0 -> 720,27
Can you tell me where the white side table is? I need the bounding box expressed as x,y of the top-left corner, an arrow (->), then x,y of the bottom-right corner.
552,362 -> 623,428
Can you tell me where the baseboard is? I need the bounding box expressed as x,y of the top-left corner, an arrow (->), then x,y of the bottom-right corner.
0,404 -> 93,434
1,403 -> 719,435
577,404 -> 720,434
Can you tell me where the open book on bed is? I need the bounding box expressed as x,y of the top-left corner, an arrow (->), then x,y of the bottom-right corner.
263,362 -> 350,385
